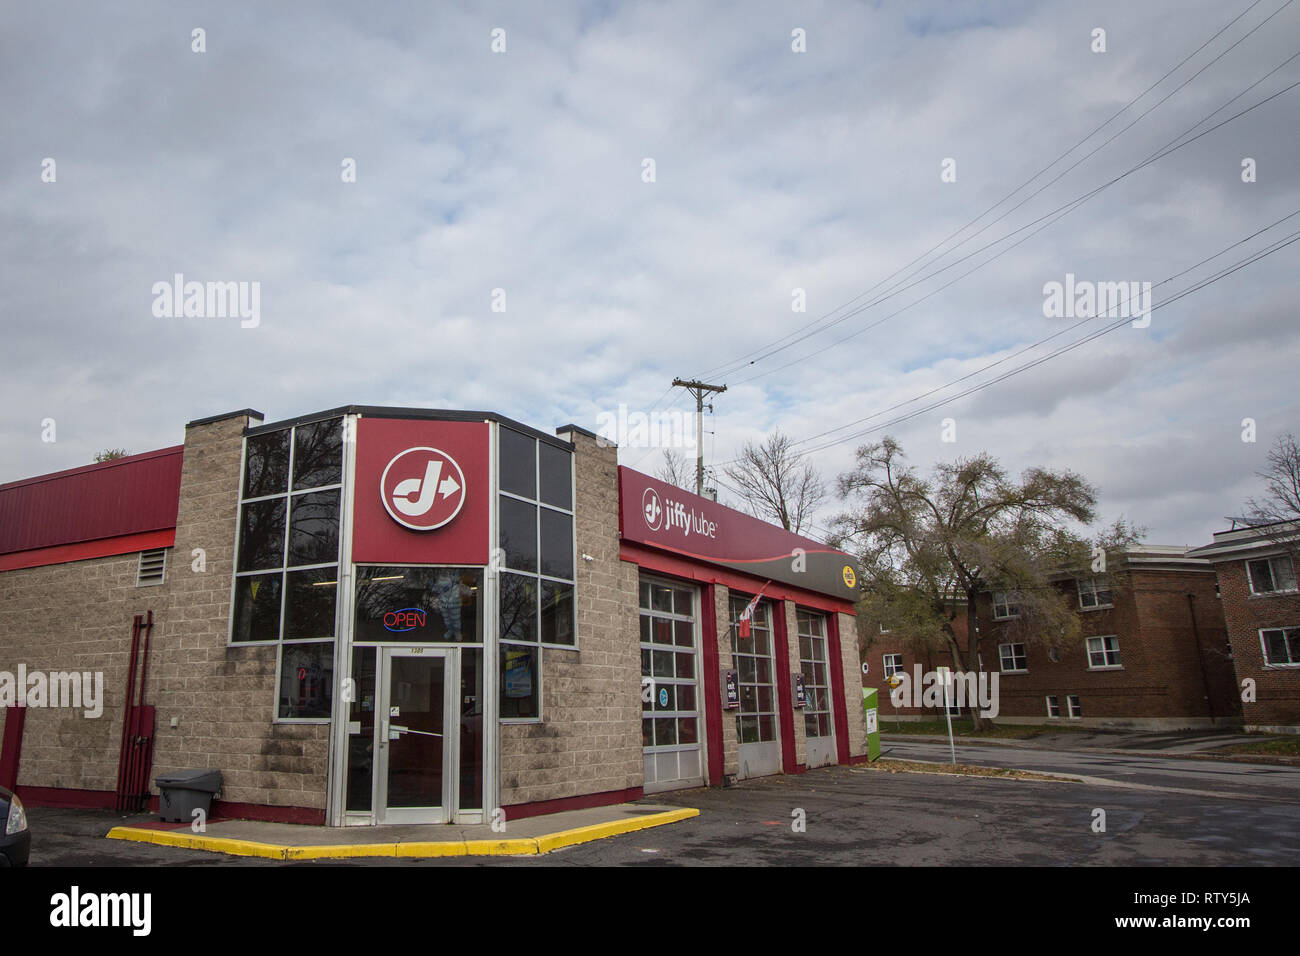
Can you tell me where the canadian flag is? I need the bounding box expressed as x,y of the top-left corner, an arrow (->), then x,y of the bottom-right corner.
736,581 -> 772,638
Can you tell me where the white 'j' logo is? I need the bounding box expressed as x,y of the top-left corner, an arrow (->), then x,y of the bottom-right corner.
642,487 -> 663,530
381,447 -> 467,531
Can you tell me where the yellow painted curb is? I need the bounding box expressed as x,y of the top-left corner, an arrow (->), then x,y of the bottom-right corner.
535,808 -> 699,853
105,807 -> 699,861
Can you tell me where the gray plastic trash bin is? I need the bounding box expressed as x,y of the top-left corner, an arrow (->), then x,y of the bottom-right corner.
155,769 -> 222,823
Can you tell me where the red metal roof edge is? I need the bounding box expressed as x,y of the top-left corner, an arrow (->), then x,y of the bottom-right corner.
0,445 -> 184,492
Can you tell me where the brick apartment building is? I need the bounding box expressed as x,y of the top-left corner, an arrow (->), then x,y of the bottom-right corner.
865,547 -> 1241,730
1188,520 -> 1300,733
0,405 -> 866,825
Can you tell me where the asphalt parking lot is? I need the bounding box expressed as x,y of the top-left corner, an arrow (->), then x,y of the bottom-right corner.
23,758 -> 1300,867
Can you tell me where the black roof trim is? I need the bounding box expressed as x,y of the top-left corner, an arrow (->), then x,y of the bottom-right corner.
555,423 -> 602,442
243,405 -> 574,449
187,409 -> 264,428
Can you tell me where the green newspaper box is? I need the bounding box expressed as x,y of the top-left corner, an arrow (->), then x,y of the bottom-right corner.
862,687 -> 881,762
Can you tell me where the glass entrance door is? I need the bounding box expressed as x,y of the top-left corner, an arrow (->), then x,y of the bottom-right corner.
375,647 -> 456,824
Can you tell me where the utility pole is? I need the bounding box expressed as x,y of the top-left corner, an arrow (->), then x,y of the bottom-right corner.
671,378 -> 727,497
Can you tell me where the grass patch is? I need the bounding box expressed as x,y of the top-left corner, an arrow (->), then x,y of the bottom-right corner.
1214,737 -> 1300,757
878,718 -> 1089,739
855,758 -> 1064,781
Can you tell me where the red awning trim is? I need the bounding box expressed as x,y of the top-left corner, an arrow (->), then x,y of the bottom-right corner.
0,530 -> 176,572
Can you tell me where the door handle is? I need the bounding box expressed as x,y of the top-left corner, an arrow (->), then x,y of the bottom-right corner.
392,725 -> 442,739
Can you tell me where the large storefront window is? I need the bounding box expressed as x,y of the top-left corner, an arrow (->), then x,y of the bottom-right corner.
230,417 -> 343,720
497,426 -> 575,721
639,577 -> 702,790
354,567 -> 484,642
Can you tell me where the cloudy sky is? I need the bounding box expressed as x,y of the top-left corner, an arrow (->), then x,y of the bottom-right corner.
3,0 -> 1297,547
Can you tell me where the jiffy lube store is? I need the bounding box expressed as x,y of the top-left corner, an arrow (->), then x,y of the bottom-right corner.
0,406 -> 867,826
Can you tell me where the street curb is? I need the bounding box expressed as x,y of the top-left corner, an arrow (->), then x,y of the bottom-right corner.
106,807 -> 700,860
882,734 -> 1300,765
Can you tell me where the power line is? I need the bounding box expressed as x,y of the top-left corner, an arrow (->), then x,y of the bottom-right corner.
789,227 -> 1300,460
694,0 -> 1291,384
781,207 -> 1300,451
726,62 -> 1300,388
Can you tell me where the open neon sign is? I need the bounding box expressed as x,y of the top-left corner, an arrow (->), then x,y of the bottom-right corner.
383,608 -> 427,632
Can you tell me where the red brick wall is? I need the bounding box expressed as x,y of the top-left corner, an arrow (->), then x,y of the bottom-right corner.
1214,555 -> 1300,730
862,567 -> 1240,728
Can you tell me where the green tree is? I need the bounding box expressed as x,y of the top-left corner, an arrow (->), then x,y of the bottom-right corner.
93,448 -> 129,463
829,437 -> 1100,730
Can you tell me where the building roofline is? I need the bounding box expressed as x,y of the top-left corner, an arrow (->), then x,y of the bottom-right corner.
0,445 -> 185,493
186,408 -> 264,428
244,405 -> 575,450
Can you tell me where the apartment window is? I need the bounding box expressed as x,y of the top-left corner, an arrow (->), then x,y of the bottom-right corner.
992,591 -> 1019,620
879,623 -> 891,634
1247,556 -> 1298,595
1260,627 -> 1300,667
1046,695 -> 1061,718
136,549 -> 166,586
1067,695 -> 1083,718
230,418 -> 343,720
998,642 -> 1027,673
883,653 -> 904,678
1047,646 -> 1061,663
1077,576 -> 1114,609
1086,635 -> 1122,669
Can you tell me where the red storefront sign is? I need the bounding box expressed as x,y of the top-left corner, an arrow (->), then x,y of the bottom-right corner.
352,418 -> 489,564
618,467 -> 859,603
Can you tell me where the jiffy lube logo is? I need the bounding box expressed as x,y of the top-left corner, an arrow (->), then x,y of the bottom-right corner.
642,487 -> 663,530
644,486 -> 717,539
381,447 -> 466,531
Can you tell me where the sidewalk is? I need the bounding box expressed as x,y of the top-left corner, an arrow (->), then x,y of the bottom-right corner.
108,802 -> 698,861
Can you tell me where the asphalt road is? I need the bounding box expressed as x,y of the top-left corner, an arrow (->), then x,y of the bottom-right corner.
879,739 -> 1300,802
23,757 -> 1300,867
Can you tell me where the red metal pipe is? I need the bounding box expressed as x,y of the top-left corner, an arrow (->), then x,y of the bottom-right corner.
115,615 -> 142,810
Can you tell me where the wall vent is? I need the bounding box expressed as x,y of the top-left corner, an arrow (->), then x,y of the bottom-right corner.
137,548 -> 166,587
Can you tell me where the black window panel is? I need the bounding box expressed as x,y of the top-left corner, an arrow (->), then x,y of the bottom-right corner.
541,580 -> 575,645
278,641 -> 334,719
499,572 -> 538,643
353,566 -> 484,643
499,427 -> 536,498
288,489 -> 341,567
459,649 -> 484,809
237,498 -> 286,572
539,508 -> 574,580
284,566 -> 338,641
293,418 -> 343,490
243,430 -> 290,499
538,442 -> 572,510
499,643 -> 539,719
231,572 -> 283,642
345,646 -> 376,811
499,495 -> 538,573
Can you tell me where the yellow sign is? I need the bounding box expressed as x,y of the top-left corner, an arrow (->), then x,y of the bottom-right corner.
842,565 -> 857,589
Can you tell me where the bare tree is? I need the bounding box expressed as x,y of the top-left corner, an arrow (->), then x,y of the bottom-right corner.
723,429 -> 825,533
1241,432 -> 1300,611
655,449 -> 694,491
1246,432 -> 1300,522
